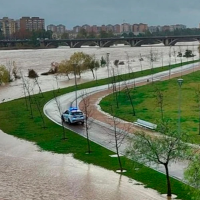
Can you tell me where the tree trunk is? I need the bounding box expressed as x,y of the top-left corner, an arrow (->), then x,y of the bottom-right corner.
164,163 -> 172,197
199,109 -> 200,135
91,69 -> 95,79
86,118 -> 91,153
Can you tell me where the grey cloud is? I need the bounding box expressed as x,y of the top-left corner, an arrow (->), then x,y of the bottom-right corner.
0,0 -> 199,28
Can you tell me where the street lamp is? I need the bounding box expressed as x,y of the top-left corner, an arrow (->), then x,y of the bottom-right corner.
177,78 -> 183,134
73,63 -> 78,108
106,53 -> 110,88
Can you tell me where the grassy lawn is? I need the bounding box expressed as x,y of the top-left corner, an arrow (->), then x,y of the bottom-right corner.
100,69 -> 200,144
0,60 -> 199,199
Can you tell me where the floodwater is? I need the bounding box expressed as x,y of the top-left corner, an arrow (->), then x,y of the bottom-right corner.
0,42 -> 197,199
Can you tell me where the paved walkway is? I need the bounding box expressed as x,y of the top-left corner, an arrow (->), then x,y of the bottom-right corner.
79,63 -> 200,135
44,62 -> 200,181
76,63 -> 200,181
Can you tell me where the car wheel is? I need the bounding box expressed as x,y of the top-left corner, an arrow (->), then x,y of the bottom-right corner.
81,121 -> 84,125
68,119 -> 71,125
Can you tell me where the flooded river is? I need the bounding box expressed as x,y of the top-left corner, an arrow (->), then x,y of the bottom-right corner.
0,42 -> 198,199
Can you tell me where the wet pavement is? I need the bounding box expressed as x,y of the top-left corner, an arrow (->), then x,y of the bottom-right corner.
44,62 -> 200,182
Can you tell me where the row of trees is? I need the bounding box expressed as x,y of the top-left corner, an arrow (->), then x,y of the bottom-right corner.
57,52 -> 101,80
0,29 -> 53,40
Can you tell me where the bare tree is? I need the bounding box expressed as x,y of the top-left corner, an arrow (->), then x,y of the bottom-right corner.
106,105 -> 131,173
79,90 -> 94,154
194,85 -> 200,135
113,59 -> 121,93
126,121 -> 189,197
32,90 -> 47,128
125,52 -> 132,78
21,76 -> 34,118
154,86 -> 164,122
146,48 -> 159,83
122,80 -> 136,116
161,52 -> 164,68
168,47 -> 172,79
178,46 -> 183,77
20,70 -> 29,111
139,53 -> 144,73
34,77 -> 44,97
111,64 -> 119,108
172,48 -> 177,64
53,90 -> 67,140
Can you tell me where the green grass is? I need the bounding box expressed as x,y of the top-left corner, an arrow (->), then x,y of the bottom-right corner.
0,60 -> 199,199
100,69 -> 200,144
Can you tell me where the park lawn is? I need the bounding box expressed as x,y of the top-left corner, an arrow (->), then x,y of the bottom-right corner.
0,93 -> 196,199
100,70 -> 200,144
0,60 -> 199,199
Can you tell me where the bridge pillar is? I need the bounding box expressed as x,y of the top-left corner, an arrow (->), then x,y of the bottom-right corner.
99,41 -> 104,47
130,40 -> 135,47
40,42 -> 45,48
163,39 -> 169,46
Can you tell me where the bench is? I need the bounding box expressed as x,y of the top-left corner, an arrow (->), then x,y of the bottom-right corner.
134,119 -> 157,130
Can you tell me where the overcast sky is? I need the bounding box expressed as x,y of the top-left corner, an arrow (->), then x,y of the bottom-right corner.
0,0 -> 200,29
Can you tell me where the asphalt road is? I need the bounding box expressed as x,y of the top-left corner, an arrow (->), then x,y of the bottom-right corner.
44,62 -> 200,181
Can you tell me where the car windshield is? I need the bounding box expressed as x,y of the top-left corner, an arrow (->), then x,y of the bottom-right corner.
71,112 -> 83,115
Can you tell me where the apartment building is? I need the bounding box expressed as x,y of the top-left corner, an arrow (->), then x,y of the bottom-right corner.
82,24 -> 91,32
47,24 -> 57,32
56,24 -> 66,34
0,17 -> 16,38
132,23 -> 148,34
113,24 -> 120,34
73,26 -> 81,33
91,25 -> 98,33
20,17 -> 45,31
120,23 -> 131,33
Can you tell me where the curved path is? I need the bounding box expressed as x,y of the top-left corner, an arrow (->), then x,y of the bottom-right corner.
44,62 -> 200,182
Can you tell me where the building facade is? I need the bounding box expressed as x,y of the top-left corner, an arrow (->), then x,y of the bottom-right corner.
0,17 -> 16,38
20,17 -> 45,31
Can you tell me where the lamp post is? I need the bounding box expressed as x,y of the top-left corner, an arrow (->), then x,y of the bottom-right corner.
177,78 -> 183,134
106,53 -> 110,88
73,63 -> 78,108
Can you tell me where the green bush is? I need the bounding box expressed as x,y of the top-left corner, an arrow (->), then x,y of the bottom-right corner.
0,65 -> 10,85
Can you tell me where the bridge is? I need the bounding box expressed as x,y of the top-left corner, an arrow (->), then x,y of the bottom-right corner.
0,35 -> 200,48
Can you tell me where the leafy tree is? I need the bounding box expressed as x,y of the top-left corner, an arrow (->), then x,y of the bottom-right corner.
100,56 -> 106,66
57,59 -> 73,80
126,121 -> 189,197
183,49 -> 195,58
87,31 -> 96,38
79,90 -> 94,154
128,32 -> 135,37
0,65 -> 10,85
76,28 -> 88,38
68,52 -> 86,77
177,52 -> 182,57
83,54 -> 100,79
184,152 -> 200,198
61,32 -> 69,39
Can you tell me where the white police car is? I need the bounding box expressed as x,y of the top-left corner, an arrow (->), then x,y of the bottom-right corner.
61,107 -> 84,124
